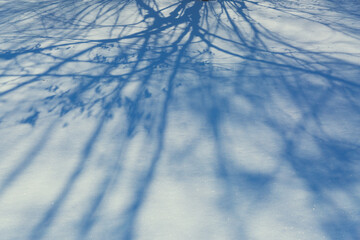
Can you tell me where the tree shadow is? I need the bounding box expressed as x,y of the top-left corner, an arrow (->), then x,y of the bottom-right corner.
0,0 -> 359,239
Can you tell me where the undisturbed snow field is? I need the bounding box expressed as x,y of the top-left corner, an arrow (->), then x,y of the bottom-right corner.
0,0 -> 360,239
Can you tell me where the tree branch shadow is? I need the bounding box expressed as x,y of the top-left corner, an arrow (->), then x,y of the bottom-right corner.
0,0 -> 359,239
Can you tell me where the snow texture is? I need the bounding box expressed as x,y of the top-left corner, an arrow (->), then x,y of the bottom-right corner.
0,0 -> 360,239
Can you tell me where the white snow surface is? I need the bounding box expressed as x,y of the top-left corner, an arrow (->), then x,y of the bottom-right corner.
0,0 -> 360,239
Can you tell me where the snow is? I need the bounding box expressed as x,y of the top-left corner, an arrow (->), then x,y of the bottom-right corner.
0,0 -> 360,239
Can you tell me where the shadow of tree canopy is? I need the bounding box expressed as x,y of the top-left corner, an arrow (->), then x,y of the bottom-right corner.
0,0 -> 360,239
